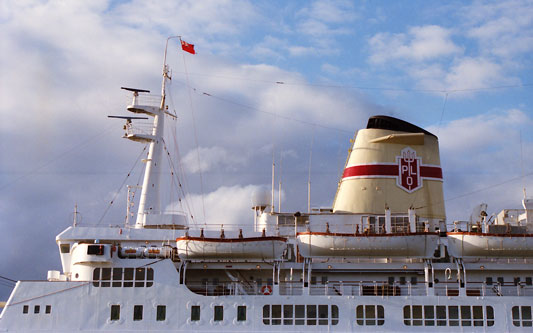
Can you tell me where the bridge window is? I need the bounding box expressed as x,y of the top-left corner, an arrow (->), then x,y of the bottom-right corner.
87,244 -> 105,255
45,305 -> 51,314
23,305 -> 28,314
34,305 -> 40,314
92,267 -> 153,288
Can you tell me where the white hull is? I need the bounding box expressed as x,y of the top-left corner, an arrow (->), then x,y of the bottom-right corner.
176,236 -> 287,260
297,232 -> 440,258
447,232 -> 533,258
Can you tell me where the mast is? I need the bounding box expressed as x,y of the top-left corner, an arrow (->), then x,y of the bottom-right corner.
119,36 -> 180,228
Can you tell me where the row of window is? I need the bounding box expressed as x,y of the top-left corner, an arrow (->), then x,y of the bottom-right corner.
110,305 -> 166,321
22,305 -> 51,315
190,305 -> 246,322
92,268 -> 153,288
403,305 -> 494,327
262,305 -> 339,326
103,302 -> 528,327
512,306 -> 533,327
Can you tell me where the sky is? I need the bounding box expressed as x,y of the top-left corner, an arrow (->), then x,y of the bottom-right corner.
1,0 -> 532,300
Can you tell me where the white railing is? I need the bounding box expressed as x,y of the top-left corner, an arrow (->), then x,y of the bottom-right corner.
185,280 -> 533,297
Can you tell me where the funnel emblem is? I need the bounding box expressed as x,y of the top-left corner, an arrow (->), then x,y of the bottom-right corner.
397,147 -> 421,193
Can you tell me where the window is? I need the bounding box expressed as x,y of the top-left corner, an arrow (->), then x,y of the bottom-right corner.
135,268 -> 145,287
110,305 -> 120,321
214,305 -> 223,322
526,277 -> 532,286
331,305 -> 339,325
512,306 -> 532,327
45,305 -> 51,314
92,267 -> 152,288
23,305 -> 28,314
34,305 -> 40,314
486,277 -> 493,285
92,268 -> 100,287
101,268 -> 111,287
283,305 -> 293,325
133,305 -> 143,321
272,305 -> 281,325
404,305 -> 494,327
60,244 -> 70,253
156,305 -> 166,321
307,305 -> 316,325
263,304 -> 338,326
356,305 -> 384,326
87,244 -> 105,255
191,306 -> 200,321
147,267 -> 154,287
514,277 -> 521,286
112,268 -> 122,287
237,306 -> 246,321
497,277 -> 504,285
124,268 -> 134,287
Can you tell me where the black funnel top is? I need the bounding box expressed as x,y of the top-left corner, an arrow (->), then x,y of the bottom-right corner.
366,115 -> 437,138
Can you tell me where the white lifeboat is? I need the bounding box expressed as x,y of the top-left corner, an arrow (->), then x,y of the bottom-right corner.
447,232 -> 533,258
176,232 -> 287,260
297,231 -> 439,258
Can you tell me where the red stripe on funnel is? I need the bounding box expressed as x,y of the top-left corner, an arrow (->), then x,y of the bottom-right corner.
343,164 -> 442,179
342,164 -> 397,178
420,166 -> 443,179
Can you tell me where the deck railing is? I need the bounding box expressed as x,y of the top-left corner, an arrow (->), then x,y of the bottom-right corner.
186,280 -> 533,297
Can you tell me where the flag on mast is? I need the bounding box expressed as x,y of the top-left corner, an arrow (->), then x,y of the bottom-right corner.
181,40 -> 195,54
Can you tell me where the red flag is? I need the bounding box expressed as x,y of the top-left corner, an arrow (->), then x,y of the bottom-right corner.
181,40 -> 195,54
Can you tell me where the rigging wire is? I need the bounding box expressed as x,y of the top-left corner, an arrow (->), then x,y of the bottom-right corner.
0,123 -> 115,190
171,71 -> 533,94
0,274 -> 17,283
415,170 -> 533,211
162,140 -> 196,224
165,76 -> 197,224
96,145 -> 148,226
180,52 -> 207,225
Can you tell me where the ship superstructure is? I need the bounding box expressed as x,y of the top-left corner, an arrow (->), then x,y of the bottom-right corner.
2,41 -> 533,332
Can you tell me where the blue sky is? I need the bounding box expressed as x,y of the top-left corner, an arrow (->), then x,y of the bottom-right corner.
0,0 -> 532,299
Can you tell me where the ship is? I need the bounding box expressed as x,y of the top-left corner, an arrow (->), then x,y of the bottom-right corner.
1,38 -> 533,332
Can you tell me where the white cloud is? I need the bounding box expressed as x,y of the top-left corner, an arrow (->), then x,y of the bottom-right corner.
169,184 -> 274,231
464,0 -> 533,58
369,25 -> 462,63
182,146 -> 249,173
427,109 -> 533,221
410,57 -> 517,92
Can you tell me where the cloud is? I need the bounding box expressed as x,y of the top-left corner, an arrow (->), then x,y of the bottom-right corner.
463,0 -> 533,58
369,25 -> 462,64
427,110 -> 533,222
182,146 -> 249,173
168,184 -> 273,231
410,57 -> 517,92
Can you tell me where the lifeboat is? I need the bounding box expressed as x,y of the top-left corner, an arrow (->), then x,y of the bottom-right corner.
176,234 -> 287,260
447,232 -> 533,258
297,231 -> 439,258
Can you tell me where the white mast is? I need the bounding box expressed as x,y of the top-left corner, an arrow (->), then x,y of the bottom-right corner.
120,36 -> 180,228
